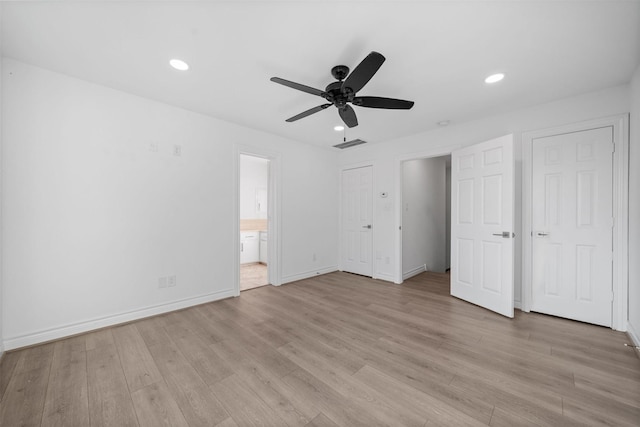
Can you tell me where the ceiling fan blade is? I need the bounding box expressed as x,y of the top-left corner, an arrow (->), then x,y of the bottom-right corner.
352,96 -> 414,109
270,77 -> 325,97
285,104 -> 332,122
339,105 -> 358,128
341,51 -> 385,94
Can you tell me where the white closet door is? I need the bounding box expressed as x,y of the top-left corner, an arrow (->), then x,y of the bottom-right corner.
531,126 -> 613,327
341,166 -> 373,277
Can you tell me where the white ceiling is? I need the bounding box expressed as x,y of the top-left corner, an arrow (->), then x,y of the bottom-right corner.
2,1 -> 639,148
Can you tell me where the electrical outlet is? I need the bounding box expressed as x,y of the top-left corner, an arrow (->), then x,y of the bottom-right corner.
159,277 -> 167,289
173,145 -> 182,156
149,142 -> 159,152
168,275 -> 177,287
312,253 -> 317,262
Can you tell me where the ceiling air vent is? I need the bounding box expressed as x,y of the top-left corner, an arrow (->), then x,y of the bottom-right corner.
333,139 -> 367,149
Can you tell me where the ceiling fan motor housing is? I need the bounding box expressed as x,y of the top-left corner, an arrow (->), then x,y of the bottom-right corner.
324,81 -> 354,107
331,65 -> 349,81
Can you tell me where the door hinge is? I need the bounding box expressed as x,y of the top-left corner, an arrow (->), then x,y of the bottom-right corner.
611,291 -> 615,302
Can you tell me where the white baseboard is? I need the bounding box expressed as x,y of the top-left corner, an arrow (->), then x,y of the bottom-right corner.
3,288 -> 236,351
627,321 -> 640,347
514,300 -> 522,310
281,266 -> 338,285
402,264 -> 427,281
374,272 -> 397,283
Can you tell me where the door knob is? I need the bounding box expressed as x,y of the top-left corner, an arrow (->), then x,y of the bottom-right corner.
362,225 -> 372,229
536,232 -> 549,237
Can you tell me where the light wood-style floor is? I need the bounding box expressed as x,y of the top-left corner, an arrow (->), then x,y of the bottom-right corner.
1,271 -> 638,426
240,263 -> 268,291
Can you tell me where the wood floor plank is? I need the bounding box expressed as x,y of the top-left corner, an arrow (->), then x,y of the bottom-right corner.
41,336 -> 90,427
130,381 -> 189,427
561,393 -> 640,427
0,343 -> 54,427
440,339 -> 575,395
549,344 -> 640,380
215,416 -> 240,427
353,365 -> 486,426
85,328 -> 117,351
378,332 -> 562,420
223,320 -> 299,378
278,342 -> 427,427
0,349 -> 23,402
209,374 -> 288,427
211,337 -> 316,426
572,367 -> 640,408
449,374 -> 568,426
145,338 -> 229,426
271,319 -> 366,375
171,332 -> 234,386
112,324 -> 163,392
135,316 -> 172,348
280,368 -> 387,427
86,339 -> 139,427
488,406 -> 541,427
557,371 -> 640,426
305,413 -> 340,427
1,271 -> 638,426
163,309 -> 229,345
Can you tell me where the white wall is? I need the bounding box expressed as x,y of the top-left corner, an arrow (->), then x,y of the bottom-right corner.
629,64 -> 640,345
240,155 -> 268,220
339,84 -> 630,306
1,59 -> 339,350
402,157 -> 447,277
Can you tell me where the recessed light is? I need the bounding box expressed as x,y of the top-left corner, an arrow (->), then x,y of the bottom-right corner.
485,73 -> 505,84
170,59 -> 189,71
334,125 -> 345,131
437,120 -> 450,126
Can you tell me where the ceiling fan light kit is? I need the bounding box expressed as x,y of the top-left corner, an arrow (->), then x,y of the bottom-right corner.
271,51 -> 414,128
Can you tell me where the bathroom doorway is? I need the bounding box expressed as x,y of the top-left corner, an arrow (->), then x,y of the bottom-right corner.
239,154 -> 270,291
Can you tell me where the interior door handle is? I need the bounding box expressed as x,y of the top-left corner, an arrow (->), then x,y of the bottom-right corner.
536,232 -> 549,237
492,231 -> 514,238
362,225 -> 372,229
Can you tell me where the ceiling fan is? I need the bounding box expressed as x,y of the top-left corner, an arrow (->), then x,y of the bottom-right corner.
270,51 -> 414,128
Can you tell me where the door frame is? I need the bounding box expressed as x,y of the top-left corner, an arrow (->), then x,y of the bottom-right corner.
234,145 -> 282,296
394,146 -> 460,284
339,161 -> 375,278
521,115 -> 629,330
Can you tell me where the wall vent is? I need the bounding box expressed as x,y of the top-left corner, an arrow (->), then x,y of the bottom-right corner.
333,139 -> 367,149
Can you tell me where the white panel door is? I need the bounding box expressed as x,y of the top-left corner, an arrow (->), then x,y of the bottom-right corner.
531,127 -> 613,326
341,166 -> 373,276
451,135 -> 514,318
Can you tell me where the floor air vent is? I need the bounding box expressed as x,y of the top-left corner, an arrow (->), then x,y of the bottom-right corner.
333,139 -> 367,149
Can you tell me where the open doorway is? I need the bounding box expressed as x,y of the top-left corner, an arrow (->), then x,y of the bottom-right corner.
401,155 -> 452,281
239,154 -> 270,291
